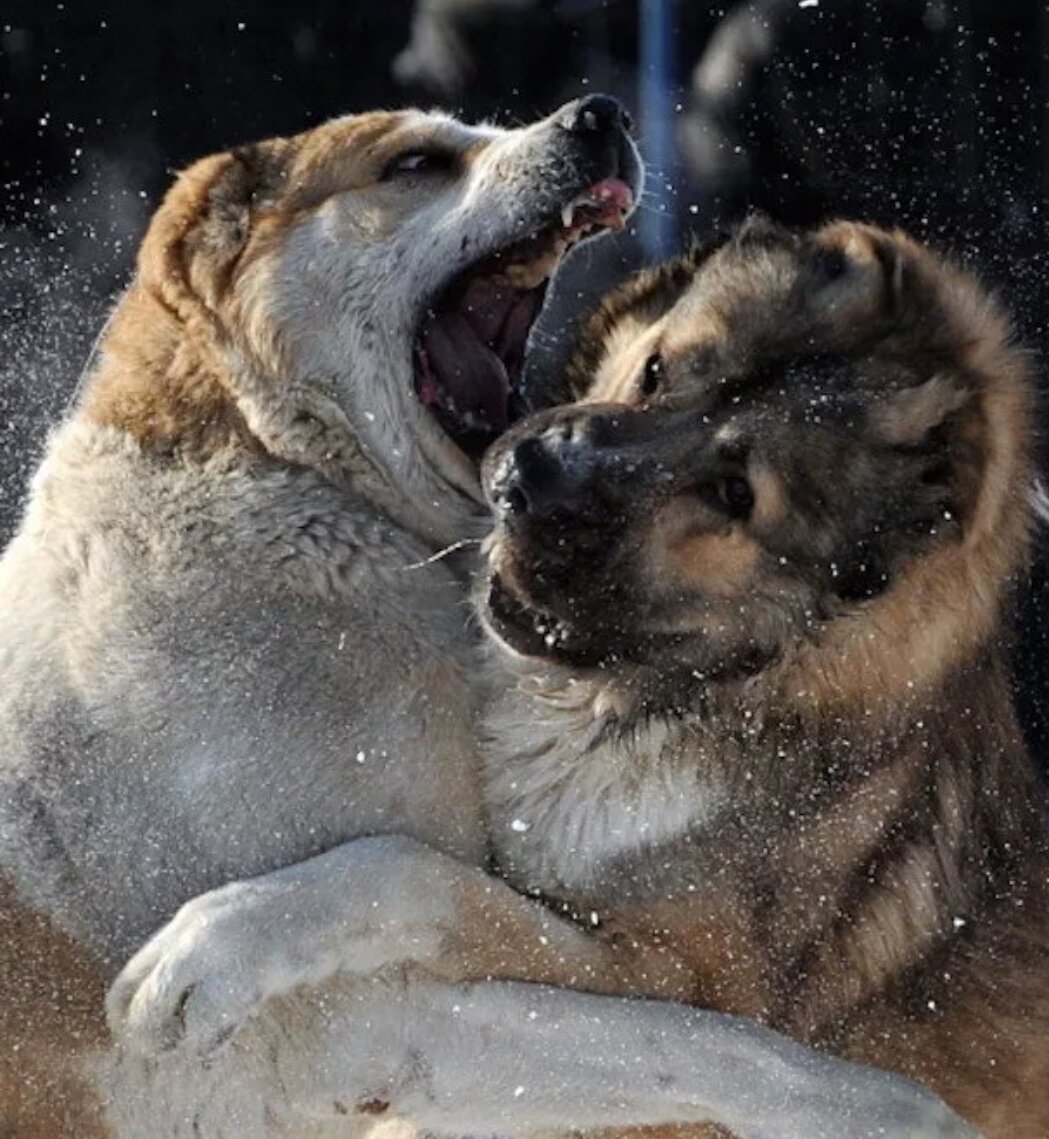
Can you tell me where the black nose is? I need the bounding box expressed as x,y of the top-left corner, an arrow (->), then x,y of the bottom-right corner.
490,434 -> 582,520
556,94 -> 633,136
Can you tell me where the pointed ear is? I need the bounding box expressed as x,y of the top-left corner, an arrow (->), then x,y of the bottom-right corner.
869,374 -> 970,446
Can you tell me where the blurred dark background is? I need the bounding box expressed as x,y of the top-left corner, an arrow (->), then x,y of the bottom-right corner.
2,0 -> 1048,765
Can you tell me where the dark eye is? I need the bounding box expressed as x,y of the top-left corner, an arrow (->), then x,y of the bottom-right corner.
715,475 -> 754,519
640,353 -> 663,396
382,150 -> 455,179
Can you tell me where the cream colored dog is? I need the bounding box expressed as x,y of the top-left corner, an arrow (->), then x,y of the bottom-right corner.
0,100 -> 974,1139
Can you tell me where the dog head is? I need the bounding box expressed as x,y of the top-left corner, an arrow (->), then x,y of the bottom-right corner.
480,219 -> 1033,718
90,98 -> 642,543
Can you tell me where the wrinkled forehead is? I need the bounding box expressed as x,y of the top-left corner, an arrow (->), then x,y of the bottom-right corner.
664,225 -> 898,365
586,246 -> 814,407
583,222 -> 910,408
661,243 -> 812,364
283,108 -> 506,204
320,108 -> 505,156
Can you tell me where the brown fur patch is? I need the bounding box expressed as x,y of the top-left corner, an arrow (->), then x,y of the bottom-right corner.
747,460 -> 786,531
83,284 -> 260,459
0,876 -> 111,1138
668,528 -> 761,599
565,239 -> 725,402
584,316 -> 667,405
82,143 -> 272,458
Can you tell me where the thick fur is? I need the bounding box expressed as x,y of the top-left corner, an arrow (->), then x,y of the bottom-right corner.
478,220 -> 1049,1139
0,107 -> 971,1139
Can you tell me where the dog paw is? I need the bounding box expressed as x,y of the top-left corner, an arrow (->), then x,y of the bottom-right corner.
106,836 -> 462,1062
106,882 -> 275,1062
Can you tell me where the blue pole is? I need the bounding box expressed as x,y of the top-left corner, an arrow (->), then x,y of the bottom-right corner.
639,0 -> 677,261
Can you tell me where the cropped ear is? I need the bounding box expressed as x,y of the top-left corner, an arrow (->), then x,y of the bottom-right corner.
867,373 -> 975,525
137,138 -> 292,314
733,211 -> 798,251
806,222 -> 921,334
192,142 -> 290,257
869,374 -> 970,446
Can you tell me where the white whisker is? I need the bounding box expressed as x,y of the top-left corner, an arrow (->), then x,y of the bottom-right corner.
1030,478 -> 1049,526
400,538 -> 483,571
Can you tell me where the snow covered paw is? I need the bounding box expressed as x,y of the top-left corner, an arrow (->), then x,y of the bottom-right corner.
106,884 -> 274,1062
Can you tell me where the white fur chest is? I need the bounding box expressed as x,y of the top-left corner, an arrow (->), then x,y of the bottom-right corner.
483,670 -> 728,895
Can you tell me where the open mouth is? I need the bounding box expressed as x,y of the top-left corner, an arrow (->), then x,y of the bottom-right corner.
485,572 -> 585,661
414,178 -> 634,461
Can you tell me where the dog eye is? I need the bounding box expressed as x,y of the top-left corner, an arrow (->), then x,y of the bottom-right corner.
707,476 -> 754,520
382,150 -> 455,179
640,353 -> 663,396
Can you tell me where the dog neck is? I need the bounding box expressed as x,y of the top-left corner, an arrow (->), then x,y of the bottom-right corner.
482,655 -> 733,894
483,640 -> 1045,1033
80,281 -> 483,549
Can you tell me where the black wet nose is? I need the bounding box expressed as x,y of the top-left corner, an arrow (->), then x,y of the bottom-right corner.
492,435 -> 578,520
557,94 -> 633,136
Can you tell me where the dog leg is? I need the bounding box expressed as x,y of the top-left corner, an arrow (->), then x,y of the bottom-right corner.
127,976 -> 981,1139
106,834 -> 687,1062
104,840 -> 981,1139
277,978 -> 984,1139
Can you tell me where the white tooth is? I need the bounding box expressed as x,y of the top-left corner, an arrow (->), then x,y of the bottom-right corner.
561,202 -> 576,229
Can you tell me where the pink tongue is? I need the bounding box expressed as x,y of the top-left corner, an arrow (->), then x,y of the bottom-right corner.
460,277 -> 515,344
458,277 -> 543,351
422,311 -> 510,431
588,177 -> 634,213
498,290 -> 541,362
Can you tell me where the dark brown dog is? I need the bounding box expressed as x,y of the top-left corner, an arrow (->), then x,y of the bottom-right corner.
480,218 -> 1049,1139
